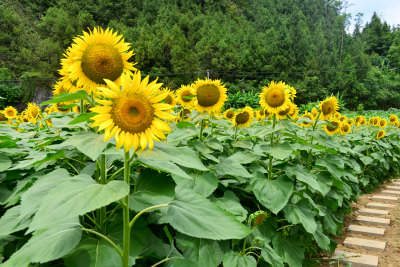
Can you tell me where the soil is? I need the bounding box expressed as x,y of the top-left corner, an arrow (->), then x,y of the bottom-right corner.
317,180 -> 400,266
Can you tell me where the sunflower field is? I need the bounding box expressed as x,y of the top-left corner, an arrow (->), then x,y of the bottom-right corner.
1,27 -> 400,267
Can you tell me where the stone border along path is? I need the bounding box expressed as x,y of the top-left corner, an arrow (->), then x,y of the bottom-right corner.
333,178 -> 400,267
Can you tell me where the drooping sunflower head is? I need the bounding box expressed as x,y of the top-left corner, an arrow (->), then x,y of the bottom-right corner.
379,118 -> 387,128
340,122 -> 351,135
158,88 -> 177,107
3,106 -> 18,120
233,106 -> 253,128
259,81 -> 290,115
324,119 -> 341,135
90,72 -> 175,151
389,114 -> 398,124
319,96 -> 339,120
64,27 -> 136,94
373,117 -> 380,127
192,79 -> 227,114
377,129 -> 385,140
176,85 -> 195,109
224,109 -> 235,121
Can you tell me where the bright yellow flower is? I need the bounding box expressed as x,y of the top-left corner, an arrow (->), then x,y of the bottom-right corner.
233,106 -> 253,128
26,103 -> 42,124
340,121 -> 351,135
379,119 -> 387,128
319,96 -> 339,120
3,106 -> 18,120
192,79 -> 227,114
158,87 -> 177,107
176,85 -> 195,109
377,130 -> 385,140
323,119 -> 341,135
389,114 -> 398,125
90,71 -> 174,151
298,112 -> 314,127
373,117 -> 380,127
224,109 -> 235,121
259,81 -> 291,115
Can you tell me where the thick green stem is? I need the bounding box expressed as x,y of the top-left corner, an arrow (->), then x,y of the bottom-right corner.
99,154 -> 107,233
267,115 -> 276,180
80,99 -> 85,113
122,151 -> 131,267
199,119 -> 205,141
307,111 -> 321,171
234,126 -> 238,142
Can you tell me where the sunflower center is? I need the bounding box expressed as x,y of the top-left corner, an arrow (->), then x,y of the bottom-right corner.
196,84 -> 220,107
259,110 -> 265,116
265,88 -> 285,107
111,94 -> 154,134
321,102 -> 333,115
165,94 -> 173,105
226,110 -> 234,118
181,90 -> 193,103
81,43 -> 124,84
236,112 -> 250,124
326,121 -> 339,131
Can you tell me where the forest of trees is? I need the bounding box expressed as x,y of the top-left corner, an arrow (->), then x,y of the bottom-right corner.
1,0 -> 400,110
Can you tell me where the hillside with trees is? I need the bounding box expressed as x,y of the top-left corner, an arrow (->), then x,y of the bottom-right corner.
1,0 -> 400,110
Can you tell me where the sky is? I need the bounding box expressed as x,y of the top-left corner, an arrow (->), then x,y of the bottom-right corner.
346,0 -> 400,33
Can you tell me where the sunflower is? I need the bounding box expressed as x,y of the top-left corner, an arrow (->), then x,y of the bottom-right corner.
176,85 -> 195,109
389,114 -> 398,125
288,103 -> 299,119
340,121 -> 351,135
334,112 -> 341,119
178,108 -> 191,122
373,117 -> 380,127
286,85 -> 297,101
53,80 -> 71,96
90,71 -> 174,151
319,96 -> 339,120
311,107 -> 319,118
323,119 -> 341,135
159,87 -> 177,107
355,116 -> 362,125
379,118 -> 387,128
51,103 -> 72,113
360,116 -> 367,125
224,109 -> 235,121
3,106 -> 17,120
368,117 -> 374,125
192,78 -> 227,114
298,112 -> 314,127
259,81 -> 291,115
257,109 -> 266,119
63,27 -> 135,94
0,111 -> 7,122
377,130 -> 385,140
26,103 -> 42,124
233,106 -> 253,128
339,115 -> 347,122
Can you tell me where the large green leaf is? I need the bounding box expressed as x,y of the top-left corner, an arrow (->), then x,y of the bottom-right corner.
250,173 -> 293,214
285,165 -> 322,194
64,238 -> 121,267
272,236 -> 305,267
49,132 -> 108,161
42,90 -> 89,105
216,154 -> 252,179
173,172 -> 218,197
214,191 -> 248,222
129,169 -> 175,211
175,233 -> 228,267
2,220 -> 82,267
166,188 -> 251,240
313,222 -> 330,250
260,243 -> 284,267
222,251 -> 257,267
138,156 -> 192,179
0,205 -> 32,236
283,199 -> 317,234
0,154 -> 12,171
28,174 -> 129,232
254,143 -> 293,160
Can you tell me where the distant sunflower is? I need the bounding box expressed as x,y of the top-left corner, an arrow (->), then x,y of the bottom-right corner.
324,119 -> 341,135
259,81 -> 290,115
90,72 -> 174,151
377,130 -> 385,140
26,103 -> 42,124
178,108 -> 191,122
355,116 -> 362,125
286,85 -> 297,101
389,114 -> 398,125
276,101 -> 294,120
340,122 -> 351,135
159,88 -> 177,107
339,115 -> 347,122
298,112 -> 314,127
224,109 -> 235,121
53,80 -> 71,96
0,111 -> 7,122
360,116 -> 367,125
379,118 -> 387,128
192,79 -> 227,114
334,112 -> 341,119
288,103 -> 299,119
3,106 -> 17,120
233,106 -> 253,128
257,109 -> 266,119
373,117 -> 380,127
368,117 -> 374,125
176,85 -> 195,109
65,27 -> 136,94
319,96 -> 339,120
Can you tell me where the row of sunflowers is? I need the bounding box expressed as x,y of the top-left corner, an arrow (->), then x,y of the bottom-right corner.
1,27 -> 400,267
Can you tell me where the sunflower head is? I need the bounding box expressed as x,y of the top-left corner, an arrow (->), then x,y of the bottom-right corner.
0,111 -> 6,122
63,27 -> 136,94
360,116 -> 367,125
158,87 -> 177,107
340,122 -> 351,135
90,71 -> 175,151
298,112 -> 314,127
377,129 -> 385,140
259,81 -> 290,115
233,106 -> 253,128
311,107 -> 319,118
324,119 -> 341,135
224,109 -> 235,121
379,118 -> 387,128
319,96 -> 339,120
373,117 -> 380,127
178,108 -> 191,122
176,85 -> 195,109
3,106 -> 18,120
26,103 -> 42,124
192,78 -> 227,114
286,85 -> 297,101
288,103 -> 299,119
389,114 -> 398,124
276,101 -> 294,120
